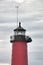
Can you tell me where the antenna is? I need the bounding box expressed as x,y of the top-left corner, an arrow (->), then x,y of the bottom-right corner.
15,6 -> 19,27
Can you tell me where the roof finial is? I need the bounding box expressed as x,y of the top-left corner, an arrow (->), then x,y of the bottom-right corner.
19,22 -> 21,27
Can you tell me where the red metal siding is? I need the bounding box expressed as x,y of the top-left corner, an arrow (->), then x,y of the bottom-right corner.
11,41 -> 28,65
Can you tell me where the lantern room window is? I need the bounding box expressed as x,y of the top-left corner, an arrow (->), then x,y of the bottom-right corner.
15,31 -> 25,35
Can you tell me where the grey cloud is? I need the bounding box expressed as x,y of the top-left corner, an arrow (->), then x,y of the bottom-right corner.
0,52 -> 11,64
30,0 -> 43,11
26,25 -> 43,32
38,0 -> 43,3
29,52 -> 43,60
0,43 -> 11,64
0,26 -> 15,32
29,52 -> 43,65
32,34 -> 43,38
0,17 -> 17,23
22,14 -> 43,23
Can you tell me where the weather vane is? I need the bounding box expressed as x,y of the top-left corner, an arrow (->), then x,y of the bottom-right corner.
15,0 -> 24,26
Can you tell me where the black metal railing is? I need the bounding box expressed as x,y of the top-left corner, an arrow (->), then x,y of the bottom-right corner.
10,35 -> 32,43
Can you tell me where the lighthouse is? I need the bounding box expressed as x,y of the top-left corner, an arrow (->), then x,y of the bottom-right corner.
10,22 -> 32,65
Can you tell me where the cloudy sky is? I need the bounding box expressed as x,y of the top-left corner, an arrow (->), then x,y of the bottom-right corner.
0,0 -> 43,65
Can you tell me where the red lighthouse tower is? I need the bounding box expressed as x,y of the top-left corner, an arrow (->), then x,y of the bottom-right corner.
10,22 -> 32,65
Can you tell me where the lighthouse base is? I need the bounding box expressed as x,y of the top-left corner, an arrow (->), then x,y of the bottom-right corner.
11,41 -> 28,65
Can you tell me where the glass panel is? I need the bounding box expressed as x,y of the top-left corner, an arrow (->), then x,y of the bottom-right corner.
14,31 -> 25,35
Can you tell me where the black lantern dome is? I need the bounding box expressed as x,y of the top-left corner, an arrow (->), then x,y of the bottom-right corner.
14,22 -> 26,31
14,22 -> 26,35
